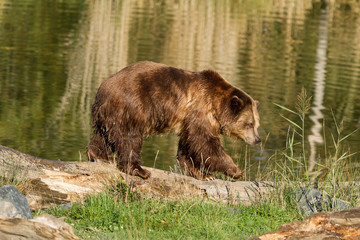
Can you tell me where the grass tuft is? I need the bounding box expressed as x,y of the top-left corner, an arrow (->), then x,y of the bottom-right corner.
0,159 -> 30,193
268,87 -> 359,216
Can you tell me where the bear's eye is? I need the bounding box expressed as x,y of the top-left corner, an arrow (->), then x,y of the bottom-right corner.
248,123 -> 254,128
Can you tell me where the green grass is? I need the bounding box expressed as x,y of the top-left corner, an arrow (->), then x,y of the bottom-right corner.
36,191 -> 300,240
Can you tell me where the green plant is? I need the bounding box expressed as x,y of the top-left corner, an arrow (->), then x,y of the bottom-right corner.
0,159 -> 30,193
273,87 -> 312,181
270,87 -> 359,215
104,176 -> 141,203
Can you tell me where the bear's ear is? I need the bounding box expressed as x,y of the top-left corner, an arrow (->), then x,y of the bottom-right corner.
255,100 -> 260,108
230,95 -> 244,114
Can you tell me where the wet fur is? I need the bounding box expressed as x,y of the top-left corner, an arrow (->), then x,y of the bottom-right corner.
87,61 -> 260,180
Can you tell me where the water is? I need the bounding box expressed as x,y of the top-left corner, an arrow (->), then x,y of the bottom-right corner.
0,0 -> 359,178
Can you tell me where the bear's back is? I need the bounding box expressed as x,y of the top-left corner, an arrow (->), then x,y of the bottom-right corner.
99,61 -> 197,96
94,62 -> 201,134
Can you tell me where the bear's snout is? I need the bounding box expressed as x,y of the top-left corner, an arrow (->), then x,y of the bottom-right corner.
254,136 -> 261,145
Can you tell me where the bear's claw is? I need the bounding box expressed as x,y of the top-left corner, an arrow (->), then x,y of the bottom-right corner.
204,175 -> 215,181
132,166 -> 151,179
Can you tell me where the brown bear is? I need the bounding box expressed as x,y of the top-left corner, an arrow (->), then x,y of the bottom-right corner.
86,61 -> 261,180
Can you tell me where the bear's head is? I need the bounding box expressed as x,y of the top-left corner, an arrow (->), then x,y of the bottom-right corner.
220,90 -> 261,145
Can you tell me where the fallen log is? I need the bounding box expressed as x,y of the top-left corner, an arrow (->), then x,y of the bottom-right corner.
251,208 -> 360,240
0,215 -> 81,240
0,145 -> 272,210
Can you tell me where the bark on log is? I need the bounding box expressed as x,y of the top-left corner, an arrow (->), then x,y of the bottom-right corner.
0,145 -> 272,210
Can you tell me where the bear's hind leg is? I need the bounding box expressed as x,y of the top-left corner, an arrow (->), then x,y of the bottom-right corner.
114,136 -> 151,179
86,133 -> 113,162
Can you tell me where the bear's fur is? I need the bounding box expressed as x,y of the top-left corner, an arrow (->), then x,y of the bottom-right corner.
86,61 -> 261,180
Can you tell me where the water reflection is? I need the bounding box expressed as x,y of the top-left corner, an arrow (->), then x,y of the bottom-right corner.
0,0 -> 359,177
307,7 -> 328,175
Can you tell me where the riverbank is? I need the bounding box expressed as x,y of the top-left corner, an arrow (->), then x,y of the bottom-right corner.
0,144 -> 300,239
1,143 -> 359,239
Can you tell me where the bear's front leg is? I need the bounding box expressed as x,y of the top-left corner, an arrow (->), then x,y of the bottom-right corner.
177,135 -> 244,181
218,155 -> 244,179
87,132 -> 113,162
177,148 -> 215,181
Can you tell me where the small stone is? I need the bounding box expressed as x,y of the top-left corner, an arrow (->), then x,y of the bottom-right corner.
31,213 -> 74,233
57,202 -> 75,210
0,185 -> 33,219
227,207 -> 243,214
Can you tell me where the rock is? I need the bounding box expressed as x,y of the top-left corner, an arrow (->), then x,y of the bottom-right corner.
251,208 -> 360,240
0,145 -> 273,210
0,185 -> 33,219
31,213 -> 75,234
0,214 -> 81,240
296,187 -> 353,217
57,202 -> 75,210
